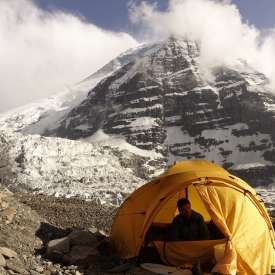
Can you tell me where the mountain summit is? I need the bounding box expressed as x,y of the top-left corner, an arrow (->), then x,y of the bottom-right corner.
1,37 -> 275,185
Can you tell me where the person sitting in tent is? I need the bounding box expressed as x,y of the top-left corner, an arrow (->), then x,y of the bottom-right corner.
168,198 -> 210,241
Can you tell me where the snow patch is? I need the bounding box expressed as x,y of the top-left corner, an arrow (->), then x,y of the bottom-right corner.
84,129 -> 162,159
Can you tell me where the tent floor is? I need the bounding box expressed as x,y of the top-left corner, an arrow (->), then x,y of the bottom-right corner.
141,263 -> 214,275
138,245 -> 215,274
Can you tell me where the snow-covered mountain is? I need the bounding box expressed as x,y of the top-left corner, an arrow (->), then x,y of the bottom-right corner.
0,43 -> 152,134
1,36 -> 275,188
49,37 -> 275,186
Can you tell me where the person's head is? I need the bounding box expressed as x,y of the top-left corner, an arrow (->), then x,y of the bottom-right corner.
177,198 -> 192,218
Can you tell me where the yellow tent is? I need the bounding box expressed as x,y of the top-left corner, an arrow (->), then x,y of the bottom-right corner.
111,160 -> 275,275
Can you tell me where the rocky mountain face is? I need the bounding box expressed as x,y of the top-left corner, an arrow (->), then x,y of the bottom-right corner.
1,37 -> 275,187
44,37 -> 275,186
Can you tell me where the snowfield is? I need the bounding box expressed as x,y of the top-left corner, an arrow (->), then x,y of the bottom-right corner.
0,76 -> 104,135
0,130 -> 164,206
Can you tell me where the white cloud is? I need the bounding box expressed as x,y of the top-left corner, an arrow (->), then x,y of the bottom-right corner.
0,0 -> 138,112
129,0 -> 275,90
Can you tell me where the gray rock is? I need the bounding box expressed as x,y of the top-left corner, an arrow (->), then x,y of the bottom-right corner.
1,207 -> 17,224
0,247 -> 17,259
34,265 -> 44,273
63,245 -> 98,266
88,226 -> 98,234
0,267 -> 8,275
67,265 -> 77,270
6,258 -> 28,274
46,237 -> 70,260
0,253 -> 6,267
68,230 -> 99,246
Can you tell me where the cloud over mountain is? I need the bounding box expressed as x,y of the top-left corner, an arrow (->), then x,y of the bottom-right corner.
0,0 -> 137,112
129,0 -> 275,90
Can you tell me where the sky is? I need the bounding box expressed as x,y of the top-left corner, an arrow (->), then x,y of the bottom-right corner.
1,0 -> 275,113
34,0 -> 275,31
34,0 -> 169,33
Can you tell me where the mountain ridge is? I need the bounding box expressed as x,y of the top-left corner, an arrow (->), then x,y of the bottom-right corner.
51,37 -> 275,185
1,37 -> 275,186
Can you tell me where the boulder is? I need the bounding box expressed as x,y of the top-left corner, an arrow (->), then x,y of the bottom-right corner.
46,237 -> 70,260
0,253 -> 6,267
0,200 -> 8,210
0,192 -> 8,204
33,265 -> 44,273
68,230 -> 99,246
0,247 -> 17,258
6,258 -> 28,274
2,207 -> 17,224
88,226 -> 98,234
63,245 -> 98,266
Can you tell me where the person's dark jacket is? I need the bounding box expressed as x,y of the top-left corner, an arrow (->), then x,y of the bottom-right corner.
169,210 -> 210,241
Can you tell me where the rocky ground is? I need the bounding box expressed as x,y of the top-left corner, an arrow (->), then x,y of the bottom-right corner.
14,193 -> 116,235
0,186 -> 154,275
1,185 -> 274,275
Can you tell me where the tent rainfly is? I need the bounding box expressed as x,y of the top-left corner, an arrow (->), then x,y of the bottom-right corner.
111,160 -> 275,275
